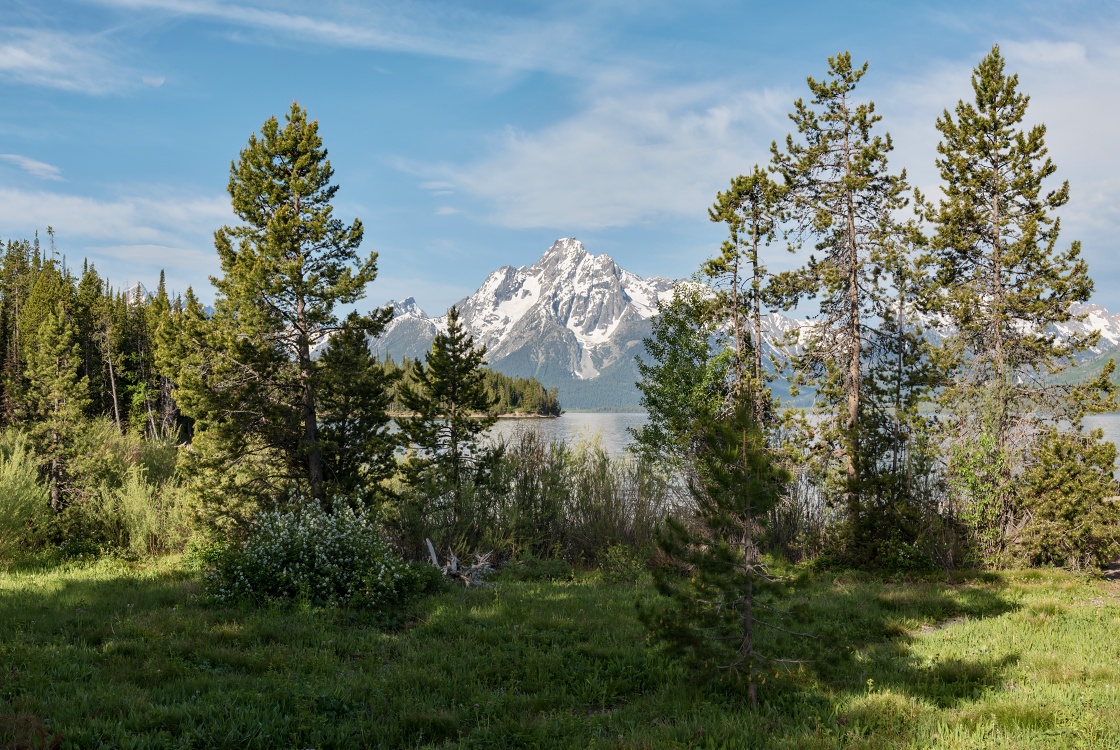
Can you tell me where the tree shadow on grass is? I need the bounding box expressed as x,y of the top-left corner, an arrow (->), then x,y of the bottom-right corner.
742,569 -> 1023,744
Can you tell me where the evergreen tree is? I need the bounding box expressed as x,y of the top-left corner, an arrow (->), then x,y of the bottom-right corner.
171,103 -> 377,512
318,314 -> 399,509
769,52 -> 909,510
25,303 -> 90,510
1016,429 -> 1119,569
644,405 -> 791,708
637,278 -> 798,707
926,46 -> 1113,561
0,239 -> 35,422
706,165 -> 785,422
399,306 -> 497,540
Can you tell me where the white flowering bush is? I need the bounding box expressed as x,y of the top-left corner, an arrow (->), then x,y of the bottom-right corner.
205,504 -> 440,608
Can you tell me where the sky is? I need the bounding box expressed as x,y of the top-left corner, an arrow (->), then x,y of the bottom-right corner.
2,0 -> 1119,314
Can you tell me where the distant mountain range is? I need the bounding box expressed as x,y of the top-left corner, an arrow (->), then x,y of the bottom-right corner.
372,238 -> 1120,411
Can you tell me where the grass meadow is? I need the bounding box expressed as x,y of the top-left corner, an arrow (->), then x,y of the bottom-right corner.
1,557 -> 1118,749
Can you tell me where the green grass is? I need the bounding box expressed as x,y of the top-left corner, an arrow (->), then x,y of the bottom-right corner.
1,557 -> 1119,749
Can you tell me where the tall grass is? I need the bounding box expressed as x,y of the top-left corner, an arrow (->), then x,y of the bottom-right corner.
396,430 -> 677,564
0,431 -> 49,560
98,467 -> 192,556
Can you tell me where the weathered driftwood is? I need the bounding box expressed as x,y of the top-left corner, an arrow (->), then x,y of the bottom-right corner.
425,538 -> 493,586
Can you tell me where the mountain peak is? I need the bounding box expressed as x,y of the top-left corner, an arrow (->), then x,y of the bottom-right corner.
386,297 -> 427,318
545,237 -> 585,257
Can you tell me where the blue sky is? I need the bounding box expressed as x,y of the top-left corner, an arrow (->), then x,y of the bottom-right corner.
2,0 -> 1119,313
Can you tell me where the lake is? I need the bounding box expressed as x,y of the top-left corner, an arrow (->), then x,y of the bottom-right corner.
484,412 -> 1120,458
486,413 -> 648,455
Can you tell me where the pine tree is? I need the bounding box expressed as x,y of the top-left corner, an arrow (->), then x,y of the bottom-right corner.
172,103 -> 377,512
399,306 -> 497,542
318,313 -> 399,509
769,52 -> 909,510
0,240 -> 35,422
705,165 -> 785,422
25,303 -> 90,510
926,46 -> 1113,561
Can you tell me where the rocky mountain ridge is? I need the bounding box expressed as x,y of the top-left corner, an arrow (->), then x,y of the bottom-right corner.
372,238 -> 1120,410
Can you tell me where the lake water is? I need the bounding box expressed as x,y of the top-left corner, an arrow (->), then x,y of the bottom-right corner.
486,413 -> 648,455
485,412 -> 1120,458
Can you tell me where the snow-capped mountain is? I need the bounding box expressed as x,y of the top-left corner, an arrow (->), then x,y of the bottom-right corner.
373,238 -> 680,408
1054,303 -> 1120,356
371,238 -> 1120,410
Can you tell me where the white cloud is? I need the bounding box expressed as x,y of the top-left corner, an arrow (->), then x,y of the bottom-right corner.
434,206 -> 462,216
0,154 -> 63,180
0,185 -> 231,295
425,82 -> 793,229
90,0 -> 598,76
141,74 -> 166,87
0,28 -> 129,94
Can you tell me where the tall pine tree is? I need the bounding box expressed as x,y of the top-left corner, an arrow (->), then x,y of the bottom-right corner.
769,52 -> 909,511
25,303 -> 90,510
172,103 -> 377,517
926,46 -> 1113,561
399,306 -> 496,545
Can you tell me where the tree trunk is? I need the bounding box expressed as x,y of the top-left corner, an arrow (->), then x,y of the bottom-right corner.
296,296 -> 324,503
843,97 -> 861,500
105,336 -> 122,434
751,216 -> 764,422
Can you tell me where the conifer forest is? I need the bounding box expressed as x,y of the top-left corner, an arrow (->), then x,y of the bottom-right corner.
2,47 -> 1119,749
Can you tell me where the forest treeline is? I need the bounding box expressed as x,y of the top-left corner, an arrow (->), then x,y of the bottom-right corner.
380,356 -> 560,417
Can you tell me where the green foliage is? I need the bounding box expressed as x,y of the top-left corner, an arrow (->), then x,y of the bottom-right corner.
599,542 -> 647,585
174,102 -> 379,512
950,424 -> 1008,566
24,302 -> 90,509
205,504 -> 432,608
0,430 -> 49,560
399,305 -> 497,545
769,51 -> 909,505
706,164 -> 784,421
644,405 -> 792,701
501,552 -> 574,582
318,319 -> 399,510
632,283 -> 727,469
1015,428 -> 1120,569
926,46 -> 1113,560
388,430 -> 671,566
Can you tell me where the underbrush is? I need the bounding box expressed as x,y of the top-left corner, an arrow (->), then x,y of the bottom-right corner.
1,557 -> 1117,748
203,504 -> 442,608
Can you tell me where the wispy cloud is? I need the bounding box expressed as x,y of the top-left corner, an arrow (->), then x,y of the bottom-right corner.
89,0 -> 600,76
0,185 -> 231,294
0,27 -> 129,94
0,154 -> 63,180
423,82 -> 793,230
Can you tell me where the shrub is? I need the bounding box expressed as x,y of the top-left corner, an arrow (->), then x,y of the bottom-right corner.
599,543 -> 647,585
99,467 -> 193,557
501,553 -> 574,582
1015,428 -> 1120,570
205,504 -> 433,608
0,431 -> 50,560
